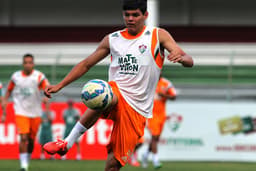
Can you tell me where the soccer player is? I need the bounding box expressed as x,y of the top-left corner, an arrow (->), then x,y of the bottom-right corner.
39,104 -> 54,160
2,54 -> 50,171
0,81 -> 6,121
142,76 -> 177,169
43,0 -> 193,170
62,99 -> 81,160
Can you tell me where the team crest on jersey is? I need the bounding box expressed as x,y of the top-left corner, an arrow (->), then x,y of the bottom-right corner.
138,44 -> 147,54
111,33 -> 119,37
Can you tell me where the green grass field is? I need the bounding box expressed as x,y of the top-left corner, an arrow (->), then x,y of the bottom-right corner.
1,160 -> 256,171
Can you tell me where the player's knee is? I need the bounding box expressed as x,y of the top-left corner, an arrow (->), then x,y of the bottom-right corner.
105,152 -> 122,171
105,159 -> 122,171
152,135 -> 160,141
110,93 -> 118,108
20,134 -> 29,144
103,93 -> 118,113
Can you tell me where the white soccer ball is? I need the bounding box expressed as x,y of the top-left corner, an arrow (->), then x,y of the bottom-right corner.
81,79 -> 113,110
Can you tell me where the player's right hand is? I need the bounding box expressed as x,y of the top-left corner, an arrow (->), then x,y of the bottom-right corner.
44,85 -> 61,98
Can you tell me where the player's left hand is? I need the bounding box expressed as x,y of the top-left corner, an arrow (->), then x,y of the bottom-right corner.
167,49 -> 185,64
44,84 -> 62,98
166,115 -> 171,120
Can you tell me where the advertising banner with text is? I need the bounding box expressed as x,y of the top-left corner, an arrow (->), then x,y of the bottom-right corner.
138,101 -> 256,162
1,101 -> 256,161
0,102 -> 113,160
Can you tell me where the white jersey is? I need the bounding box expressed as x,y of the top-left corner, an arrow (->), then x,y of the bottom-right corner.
109,26 -> 165,118
0,81 -> 3,96
10,70 -> 48,118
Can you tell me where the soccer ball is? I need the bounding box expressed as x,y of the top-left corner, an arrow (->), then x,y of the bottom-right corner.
81,79 -> 113,110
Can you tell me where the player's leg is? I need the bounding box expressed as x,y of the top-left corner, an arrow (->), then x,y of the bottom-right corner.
151,135 -> 162,168
150,135 -> 159,153
151,120 -> 165,169
16,116 -> 30,171
75,141 -> 81,160
142,118 -> 161,168
43,93 -> 118,155
64,93 -> 118,149
39,132 -> 45,160
19,134 -> 29,152
27,138 -> 34,154
19,133 -> 30,171
105,81 -> 146,170
26,117 -> 41,162
40,145 -> 45,160
105,152 -> 122,171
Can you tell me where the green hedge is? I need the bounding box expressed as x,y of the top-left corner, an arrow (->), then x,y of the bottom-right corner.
1,65 -> 256,86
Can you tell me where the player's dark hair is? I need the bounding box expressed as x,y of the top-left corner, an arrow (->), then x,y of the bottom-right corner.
122,0 -> 147,14
23,53 -> 34,61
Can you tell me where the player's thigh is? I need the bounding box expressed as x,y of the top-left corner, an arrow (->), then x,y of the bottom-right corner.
15,115 -> 30,134
148,119 -> 161,136
30,117 -> 41,140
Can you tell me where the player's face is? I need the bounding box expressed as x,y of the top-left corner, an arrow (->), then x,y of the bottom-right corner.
23,56 -> 34,73
123,9 -> 148,35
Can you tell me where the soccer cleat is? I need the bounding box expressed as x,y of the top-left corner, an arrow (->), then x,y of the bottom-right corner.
130,160 -> 140,167
43,139 -> 68,156
154,162 -> 163,170
20,167 -> 28,171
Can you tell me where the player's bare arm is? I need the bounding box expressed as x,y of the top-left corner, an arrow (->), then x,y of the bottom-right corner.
158,28 -> 193,67
159,92 -> 176,100
44,35 -> 110,98
1,87 -> 12,122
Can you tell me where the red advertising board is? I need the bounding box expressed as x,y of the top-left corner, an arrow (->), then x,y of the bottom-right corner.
0,102 -> 113,160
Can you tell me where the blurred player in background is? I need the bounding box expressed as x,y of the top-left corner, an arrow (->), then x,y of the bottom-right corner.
62,99 -> 81,160
0,81 -> 6,120
142,76 -> 177,169
43,0 -> 193,170
39,103 -> 54,160
1,54 -> 50,171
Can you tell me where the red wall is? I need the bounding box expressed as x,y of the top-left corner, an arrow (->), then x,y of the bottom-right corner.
0,102 -> 113,160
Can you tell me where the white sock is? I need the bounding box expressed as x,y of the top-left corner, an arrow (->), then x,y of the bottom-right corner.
20,153 -> 29,169
28,153 -> 31,162
143,149 -> 150,158
130,153 -> 135,163
152,153 -> 160,165
65,122 -> 87,149
76,153 -> 81,160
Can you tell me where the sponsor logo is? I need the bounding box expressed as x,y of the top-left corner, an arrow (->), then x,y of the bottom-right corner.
216,144 -> 256,152
218,115 -> 256,135
143,137 -> 204,147
118,54 -> 139,75
163,137 -> 203,146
